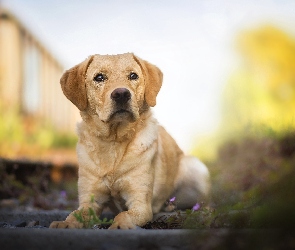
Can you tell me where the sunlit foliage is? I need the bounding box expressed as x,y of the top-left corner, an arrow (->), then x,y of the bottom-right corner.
193,25 -> 295,161
0,104 -> 77,159
221,25 -> 295,136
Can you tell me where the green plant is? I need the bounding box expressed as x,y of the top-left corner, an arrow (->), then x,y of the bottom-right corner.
73,196 -> 113,229
182,207 -> 216,229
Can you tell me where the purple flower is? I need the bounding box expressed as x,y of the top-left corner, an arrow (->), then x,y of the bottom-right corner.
192,203 -> 200,211
169,197 -> 176,202
60,190 -> 67,199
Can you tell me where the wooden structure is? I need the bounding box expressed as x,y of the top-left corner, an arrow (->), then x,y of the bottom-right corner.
0,7 -> 79,132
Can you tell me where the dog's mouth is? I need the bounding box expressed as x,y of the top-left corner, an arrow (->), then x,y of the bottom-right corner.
109,108 -> 134,121
113,109 -> 131,115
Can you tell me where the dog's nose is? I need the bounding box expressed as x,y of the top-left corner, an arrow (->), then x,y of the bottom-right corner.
111,88 -> 131,103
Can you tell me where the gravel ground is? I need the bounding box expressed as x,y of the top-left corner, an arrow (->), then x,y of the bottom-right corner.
0,210 -> 295,250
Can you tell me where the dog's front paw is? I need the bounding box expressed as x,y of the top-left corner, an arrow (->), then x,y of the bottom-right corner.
108,212 -> 137,230
49,220 -> 83,229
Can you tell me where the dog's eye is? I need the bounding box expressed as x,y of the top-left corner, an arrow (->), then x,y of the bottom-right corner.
129,72 -> 138,80
93,73 -> 106,82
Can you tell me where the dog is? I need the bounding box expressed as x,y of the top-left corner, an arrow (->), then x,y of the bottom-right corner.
49,53 -> 210,229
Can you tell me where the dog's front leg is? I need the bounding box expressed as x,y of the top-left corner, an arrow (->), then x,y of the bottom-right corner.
109,200 -> 153,230
50,201 -> 103,229
50,174 -> 109,229
109,185 -> 153,230
50,195 -> 107,229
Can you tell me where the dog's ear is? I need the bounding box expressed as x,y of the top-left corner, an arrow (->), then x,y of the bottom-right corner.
133,55 -> 163,107
60,56 -> 94,111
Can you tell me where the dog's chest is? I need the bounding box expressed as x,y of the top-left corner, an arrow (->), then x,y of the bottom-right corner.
85,138 -> 130,177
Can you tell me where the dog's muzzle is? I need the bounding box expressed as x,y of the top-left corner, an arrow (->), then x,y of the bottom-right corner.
111,88 -> 131,104
109,88 -> 135,121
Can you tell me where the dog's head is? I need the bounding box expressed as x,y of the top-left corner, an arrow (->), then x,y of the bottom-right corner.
60,53 -> 163,123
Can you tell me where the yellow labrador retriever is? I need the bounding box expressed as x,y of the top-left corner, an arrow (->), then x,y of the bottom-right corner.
50,53 -> 210,229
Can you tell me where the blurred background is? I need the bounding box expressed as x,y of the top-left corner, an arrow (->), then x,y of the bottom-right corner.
0,0 -> 295,227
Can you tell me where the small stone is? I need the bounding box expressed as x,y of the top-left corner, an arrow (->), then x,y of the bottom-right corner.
26,221 -> 39,227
